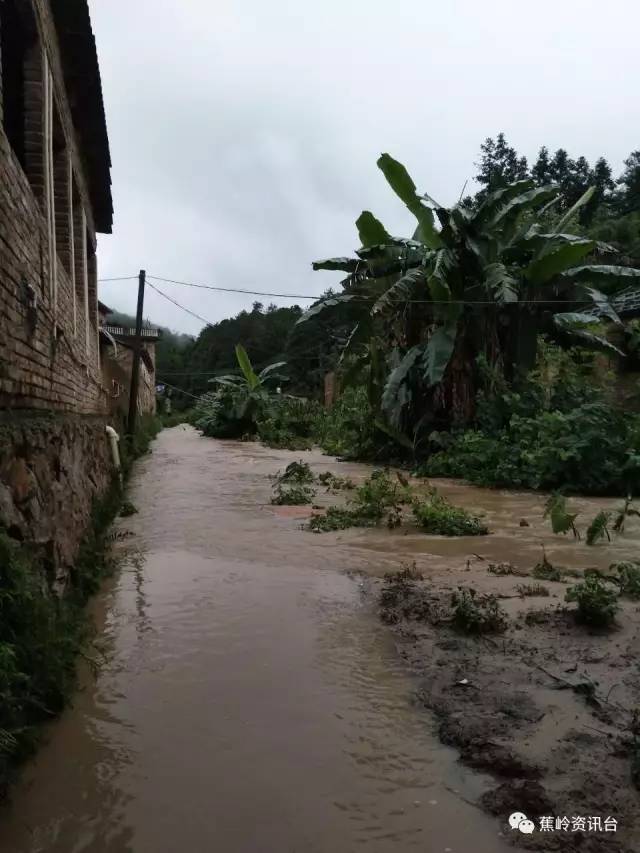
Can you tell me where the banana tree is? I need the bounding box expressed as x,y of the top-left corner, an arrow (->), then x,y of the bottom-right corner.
210,344 -> 288,391
196,345 -> 288,438
299,155 -> 640,437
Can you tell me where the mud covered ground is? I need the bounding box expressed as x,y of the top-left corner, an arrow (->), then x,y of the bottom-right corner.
285,465 -> 640,852
376,567 -> 640,852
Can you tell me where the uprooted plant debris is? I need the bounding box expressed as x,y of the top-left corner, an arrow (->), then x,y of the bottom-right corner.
308,470 -> 489,536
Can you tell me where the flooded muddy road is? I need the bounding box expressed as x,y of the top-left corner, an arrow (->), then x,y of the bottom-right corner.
0,426 -> 513,853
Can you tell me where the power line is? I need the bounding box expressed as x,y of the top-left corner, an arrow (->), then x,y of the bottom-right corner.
146,280 -> 218,327
148,274 -> 318,300
98,276 -> 139,283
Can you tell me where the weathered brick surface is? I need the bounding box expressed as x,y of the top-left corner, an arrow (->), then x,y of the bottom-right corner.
0,1 -> 117,579
0,0 -> 107,415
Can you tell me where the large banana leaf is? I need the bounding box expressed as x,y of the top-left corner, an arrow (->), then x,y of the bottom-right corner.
473,179 -> 535,227
559,265 -> 640,292
486,186 -> 559,231
553,186 -> 596,234
381,345 -> 423,425
372,266 -> 426,316
427,249 -> 462,324
208,375 -> 242,386
483,262 -> 518,303
377,153 -> 442,249
296,294 -> 358,325
356,211 -> 392,247
312,258 -> 360,272
579,287 -> 622,326
524,240 -> 595,284
553,314 -> 625,356
235,344 -> 260,390
259,361 -> 288,380
422,326 -> 456,386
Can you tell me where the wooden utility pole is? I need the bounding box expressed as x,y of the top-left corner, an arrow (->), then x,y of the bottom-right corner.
127,269 -> 146,437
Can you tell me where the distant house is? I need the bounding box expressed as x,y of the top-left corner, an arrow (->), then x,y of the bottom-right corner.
99,305 -> 161,416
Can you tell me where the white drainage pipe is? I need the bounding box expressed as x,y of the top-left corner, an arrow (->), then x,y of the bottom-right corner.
105,425 -> 122,485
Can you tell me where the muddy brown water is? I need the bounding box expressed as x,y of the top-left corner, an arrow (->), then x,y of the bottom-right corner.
3,426 -> 636,853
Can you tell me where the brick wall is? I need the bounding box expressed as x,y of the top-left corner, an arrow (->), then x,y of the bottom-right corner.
0,0 -> 107,414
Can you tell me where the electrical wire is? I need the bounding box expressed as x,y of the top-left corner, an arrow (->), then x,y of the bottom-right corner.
98,276 -> 139,283
148,275 -> 319,300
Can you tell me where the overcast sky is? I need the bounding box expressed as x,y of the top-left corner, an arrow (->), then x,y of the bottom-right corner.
90,0 -> 640,336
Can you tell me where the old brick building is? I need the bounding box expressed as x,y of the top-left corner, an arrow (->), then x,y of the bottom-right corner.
0,0 -> 112,412
0,0 -> 118,577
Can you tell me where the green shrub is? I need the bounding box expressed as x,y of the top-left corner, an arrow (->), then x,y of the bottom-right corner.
317,471 -> 355,491
613,561 -> 640,599
412,493 -> 488,536
308,505 -> 378,532
275,461 -> 314,485
565,575 -> 619,627
586,511 -> 612,546
421,345 -> 640,496
271,483 -> 314,506
257,397 -> 321,450
451,588 -> 507,634
314,386 -> 409,461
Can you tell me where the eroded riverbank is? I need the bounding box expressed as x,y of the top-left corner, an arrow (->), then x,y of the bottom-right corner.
0,427 -> 515,853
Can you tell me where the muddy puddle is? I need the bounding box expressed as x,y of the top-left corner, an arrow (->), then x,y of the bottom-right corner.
2,426 -> 638,852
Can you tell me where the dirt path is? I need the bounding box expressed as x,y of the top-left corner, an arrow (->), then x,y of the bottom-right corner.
0,427 -> 515,853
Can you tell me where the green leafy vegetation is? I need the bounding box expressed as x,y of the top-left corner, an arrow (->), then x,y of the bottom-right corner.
317,471 -> 355,491
423,344 -> 640,495
586,511 -> 612,546
275,461 -> 315,485
451,588 -> 507,634
271,483 -> 314,506
532,554 -> 564,582
613,561 -> 640,599
412,493 -> 488,536
544,493 -> 580,538
565,575 -> 619,627
256,397 -> 321,450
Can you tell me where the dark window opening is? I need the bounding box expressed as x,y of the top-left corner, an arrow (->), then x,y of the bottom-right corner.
0,0 -> 32,168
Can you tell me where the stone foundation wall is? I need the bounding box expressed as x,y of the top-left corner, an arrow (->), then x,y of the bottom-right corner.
0,410 -> 118,586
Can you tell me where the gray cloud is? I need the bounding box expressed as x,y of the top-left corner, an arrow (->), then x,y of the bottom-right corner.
91,0 -> 640,335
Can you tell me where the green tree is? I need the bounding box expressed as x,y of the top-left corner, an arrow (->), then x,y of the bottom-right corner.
302,155 -> 640,443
